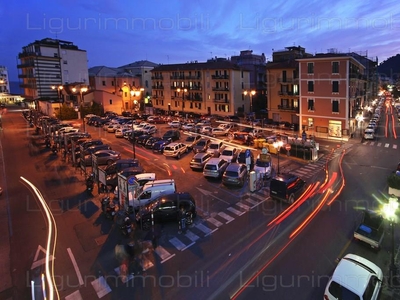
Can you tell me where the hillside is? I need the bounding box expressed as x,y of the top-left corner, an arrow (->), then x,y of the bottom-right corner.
377,54 -> 400,79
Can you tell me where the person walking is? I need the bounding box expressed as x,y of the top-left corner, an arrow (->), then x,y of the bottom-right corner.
178,206 -> 187,234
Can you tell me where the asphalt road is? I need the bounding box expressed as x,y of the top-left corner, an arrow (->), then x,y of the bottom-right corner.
3,107 -> 399,299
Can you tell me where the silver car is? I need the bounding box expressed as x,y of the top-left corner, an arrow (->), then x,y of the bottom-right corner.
203,158 -> 229,179
190,152 -> 213,171
222,163 -> 248,187
84,150 -> 121,166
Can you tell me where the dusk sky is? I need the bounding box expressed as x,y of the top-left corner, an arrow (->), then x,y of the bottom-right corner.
1,0 -> 400,83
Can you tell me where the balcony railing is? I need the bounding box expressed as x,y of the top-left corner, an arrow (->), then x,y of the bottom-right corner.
277,105 -> 299,112
212,87 -> 229,91
187,95 -> 203,101
211,75 -> 229,79
189,85 -> 202,91
213,98 -> 230,103
151,75 -> 163,80
185,75 -> 201,80
18,74 -> 34,79
278,91 -> 299,96
152,85 -> 164,89
277,77 -> 299,83
17,62 -> 35,68
170,75 -> 185,79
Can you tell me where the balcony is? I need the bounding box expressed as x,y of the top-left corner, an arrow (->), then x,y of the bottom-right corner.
189,85 -> 202,91
20,83 -> 35,89
277,77 -> 299,83
170,75 -> 185,79
152,95 -> 164,100
18,74 -> 34,79
185,75 -> 201,80
151,75 -> 163,80
152,85 -> 164,89
187,95 -> 203,101
17,62 -> 35,68
212,87 -> 229,91
211,75 -> 229,80
278,91 -> 299,96
213,98 -> 230,103
18,52 -> 40,58
277,105 -> 299,112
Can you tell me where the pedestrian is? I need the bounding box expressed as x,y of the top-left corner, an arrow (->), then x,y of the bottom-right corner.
178,206 -> 187,234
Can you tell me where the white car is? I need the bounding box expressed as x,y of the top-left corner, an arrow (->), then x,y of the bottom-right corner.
181,123 -> 195,131
209,127 -> 229,137
106,123 -> 121,133
142,124 -> 157,134
219,146 -> 238,163
254,154 -> 272,178
133,122 -> 149,130
324,253 -> 383,300
168,120 -> 181,128
200,126 -> 213,135
115,128 -> 130,138
364,128 -> 375,140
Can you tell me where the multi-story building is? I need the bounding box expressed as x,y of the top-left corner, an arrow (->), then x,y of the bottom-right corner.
297,52 -> 367,138
266,46 -> 312,129
17,38 -> 88,101
231,50 -> 267,115
151,58 -> 250,117
0,66 -> 10,94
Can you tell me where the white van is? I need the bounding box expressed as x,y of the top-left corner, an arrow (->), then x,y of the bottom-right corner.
129,179 -> 176,209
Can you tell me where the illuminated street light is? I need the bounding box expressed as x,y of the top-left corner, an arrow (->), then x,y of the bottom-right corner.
273,140 -> 284,175
382,196 -> 399,287
177,88 -> 187,117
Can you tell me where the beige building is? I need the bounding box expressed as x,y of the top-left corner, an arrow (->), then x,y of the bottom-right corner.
151,58 -> 250,117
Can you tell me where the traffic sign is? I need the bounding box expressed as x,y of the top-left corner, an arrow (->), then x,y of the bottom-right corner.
127,175 -> 137,185
245,149 -> 251,158
261,147 -> 268,154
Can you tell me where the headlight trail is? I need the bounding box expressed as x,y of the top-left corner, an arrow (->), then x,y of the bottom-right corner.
21,176 -> 59,300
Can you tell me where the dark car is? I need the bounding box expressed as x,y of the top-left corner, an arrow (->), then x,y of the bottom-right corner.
79,139 -> 103,150
152,138 -> 172,154
163,130 -> 180,141
135,192 -> 197,231
192,138 -> 211,153
83,144 -> 111,156
104,158 -> 142,176
136,134 -> 153,147
183,134 -> 201,150
269,173 -> 306,204
105,166 -> 145,190
145,136 -> 163,149
128,130 -> 146,142
237,149 -> 255,170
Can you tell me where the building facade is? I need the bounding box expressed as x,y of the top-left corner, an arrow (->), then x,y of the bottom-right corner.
297,53 -> 367,138
266,46 -> 312,128
231,50 -> 267,115
17,38 -> 89,101
151,58 -> 250,117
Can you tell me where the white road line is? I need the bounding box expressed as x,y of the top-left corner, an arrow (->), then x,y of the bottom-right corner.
250,193 -> 266,201
236,202 -> 250,211
377,142 -> 382,147
169,237 -> 187,251
394,145 -> 398,149
207,217 -> 223,227
181,242 -> 195,251
185,230 -> 200,242
385,143 -> 389,148
370,142 -> 375,146
161,254 -> 176,264
65,290 -> 83,300
67,248 -> 84,286
217,212 -> 235,224
196,223 -> 218,236
243,198 -> 258,206
227,206 -> 245,216
155,245 -> 174,261
91,276 -> 111,298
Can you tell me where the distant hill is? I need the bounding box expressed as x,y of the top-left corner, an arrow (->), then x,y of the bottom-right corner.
377,54 -> 400,79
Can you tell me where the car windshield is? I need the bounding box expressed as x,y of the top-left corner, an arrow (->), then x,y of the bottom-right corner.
186,136 -> 195,142
328,281 -> 359,300
192,158 -> 201,163
197,141 -> 206,146
222,150 -> 233,156
256,159 -> 270,167
204,165 -> 217,171
164,146 -> 174,151
209,144 -> 219,149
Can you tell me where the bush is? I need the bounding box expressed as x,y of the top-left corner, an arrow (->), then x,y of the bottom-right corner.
387,173 -> 400,189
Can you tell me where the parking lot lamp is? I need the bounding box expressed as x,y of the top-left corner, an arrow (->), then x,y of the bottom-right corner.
273,140 -> 283,175
382,196 -> 399,287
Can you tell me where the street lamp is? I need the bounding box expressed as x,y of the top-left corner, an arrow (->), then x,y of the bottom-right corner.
244,90 -> 256,113
273,140 -> 283,175
382,196 -> 399,287
177,88 -> 187,118
51,85 -> 63,119
80,87 -> 88,132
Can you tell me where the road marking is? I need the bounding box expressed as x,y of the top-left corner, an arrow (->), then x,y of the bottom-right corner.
217,212 -> 235,224
370,142 -> 375,146
227,206 -> 245,216
207,217 -> 223,227
67,248 -> 84,286
377,142 -> 382,147
65,290 -> 83,300
114,266 -> 134,283
235,202 -> 250,211
169,237 -> 187,251
243,198 -> 258,206
185,230 -> 200,242
91,276 -> 111,298
180,242 -> 195,251
337,238 -> 352,263
385,143 -> 389,148
141,256 -> 154,271
31,245 -> 55,270
154,245 -> 174,261
250,193 -> 266,201
394,145 -> 398,149
196,222 -> 218,236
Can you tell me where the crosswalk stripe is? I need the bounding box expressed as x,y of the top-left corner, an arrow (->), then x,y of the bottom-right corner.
394,145 -> 398,149
236,202 -> 250,211
169,237 -> 187,251
65,290 -> 82,300
185,230 -> 200,242
141,256 -> 154,271
91,276 -> 111,298
377,142 -> 382,147
227,206 -> 245,216
196,222 -> 218,236
155,245 -> 175,262
251,193 -> 266,201
207,217 -> 223,227
218,211 -> 235,223
385,143 -> 389,148
244,198 -> 258,206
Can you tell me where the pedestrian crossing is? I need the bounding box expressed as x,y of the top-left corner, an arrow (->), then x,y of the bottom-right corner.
64,188 -> 270,299
362,141 -> 398,149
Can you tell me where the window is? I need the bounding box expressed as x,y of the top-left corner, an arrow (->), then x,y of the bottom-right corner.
63,60 -> 67,64
308,99 -> 314,111
332,81 -> 339,93
332,100 -> 339,113
109,99 -> 113,105
102,80 -> 106,86
307,62 -> 314,74
332,61 -> 339,74
307,81 -> 314,92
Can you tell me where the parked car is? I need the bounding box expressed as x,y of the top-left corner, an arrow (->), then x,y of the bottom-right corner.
106,166 -> 146,190
135,192 -> 197,231
353,209 -> 384,250
142,124 -> 157,135
219,146 -> 238,163
183,134 -> 201,150
136,134 -> 153,147
203,158 -> 229,179
209,127 -> 229,137
83,144 -> 112,156
364,128 -> 375,140
206,141 -> 226,157
324,254 -> 383,300
190,152 -> 214,171
181,123 -> 196,131
115,127 -> 131,138
168,120 -> 181,128
193,138 -> 211,153
152,138 -> 172,154
222,163 -> 248,187
104,159 -> 142,176
144,136 -> 163,149
83,150 -> 121,166
163,130 -> 180,141
237,149 -> 255,170
254,154 -> 272,178
163,142 -> 188,159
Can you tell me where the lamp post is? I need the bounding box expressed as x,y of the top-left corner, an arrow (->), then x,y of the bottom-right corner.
51,85 -> 63,119
382,196 -> 399,287
177,88 -> 187,118
244,89 -> 256,126
273,140 -> 283,175
80,87 -> 88,132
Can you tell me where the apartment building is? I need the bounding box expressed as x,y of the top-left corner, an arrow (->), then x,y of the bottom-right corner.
266,46 -> 312,129
297,53 -> 367,138
151,58 -> 250,117
0,66 -> 10,94
17,38 -> 89,101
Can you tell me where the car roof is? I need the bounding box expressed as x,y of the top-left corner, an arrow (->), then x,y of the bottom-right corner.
331,254 -> 382,296
193,152 -> 211,158
93,149 -> 116,155
207,158 -> 225,164
226,162 -> 243,171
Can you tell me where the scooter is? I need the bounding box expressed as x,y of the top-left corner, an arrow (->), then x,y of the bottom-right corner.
121,217 -> 133,236
105,203 -> 116,220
